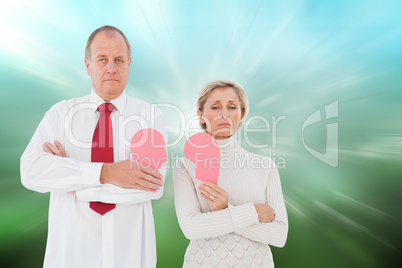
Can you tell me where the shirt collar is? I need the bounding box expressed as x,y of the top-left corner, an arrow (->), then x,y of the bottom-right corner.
89,88 -> 127,114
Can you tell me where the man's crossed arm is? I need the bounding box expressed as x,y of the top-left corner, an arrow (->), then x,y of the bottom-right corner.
43,140 -> 164,192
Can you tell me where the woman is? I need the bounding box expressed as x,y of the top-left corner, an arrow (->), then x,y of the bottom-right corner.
173,80 -> 288,267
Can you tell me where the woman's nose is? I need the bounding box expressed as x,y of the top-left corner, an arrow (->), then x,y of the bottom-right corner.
220,109 -> 229,118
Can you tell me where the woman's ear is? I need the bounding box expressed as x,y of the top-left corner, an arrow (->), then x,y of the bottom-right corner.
239,109 -> 245,123
197,110 -> 204,124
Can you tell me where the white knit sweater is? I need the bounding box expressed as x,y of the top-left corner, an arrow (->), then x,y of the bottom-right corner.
173,135 -> 288,267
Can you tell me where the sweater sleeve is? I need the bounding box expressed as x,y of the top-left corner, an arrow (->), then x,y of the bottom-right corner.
235,161 -> 288,247
173,158 -> 259,240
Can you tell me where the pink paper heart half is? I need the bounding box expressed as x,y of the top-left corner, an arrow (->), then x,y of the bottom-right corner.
184,133 -> 220,184
130,128 -> 167,173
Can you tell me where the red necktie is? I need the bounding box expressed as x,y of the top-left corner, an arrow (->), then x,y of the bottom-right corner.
90,102 -> 116,215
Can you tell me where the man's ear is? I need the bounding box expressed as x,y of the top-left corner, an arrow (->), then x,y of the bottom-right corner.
85,58 -> 91,76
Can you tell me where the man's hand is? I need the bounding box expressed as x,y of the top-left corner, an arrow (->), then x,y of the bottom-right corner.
42,140 -> 164,192
198,182 -> 228,212
43,140 -> 66,157
43,140 -> 74,195
100,160 -> 164,191
254,204 -> 275,223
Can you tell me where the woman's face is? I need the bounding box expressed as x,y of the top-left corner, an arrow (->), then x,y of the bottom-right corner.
198,87 -> 243,140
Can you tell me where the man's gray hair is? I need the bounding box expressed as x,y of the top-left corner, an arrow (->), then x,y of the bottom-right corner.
85,25 -> 132,60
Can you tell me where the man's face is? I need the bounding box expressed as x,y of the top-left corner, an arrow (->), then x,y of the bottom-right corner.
85,31 -> 131,101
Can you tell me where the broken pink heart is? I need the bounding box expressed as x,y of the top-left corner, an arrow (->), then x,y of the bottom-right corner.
130,128 -> 167,192
184,133 -> 220,184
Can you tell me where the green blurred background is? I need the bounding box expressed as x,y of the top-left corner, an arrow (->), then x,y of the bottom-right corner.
1,0 -> 401,267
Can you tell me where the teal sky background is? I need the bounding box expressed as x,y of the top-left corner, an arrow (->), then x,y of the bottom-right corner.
1,0 -> 401,267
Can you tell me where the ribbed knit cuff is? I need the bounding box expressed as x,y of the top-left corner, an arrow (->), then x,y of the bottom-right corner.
228,202 -> 259,232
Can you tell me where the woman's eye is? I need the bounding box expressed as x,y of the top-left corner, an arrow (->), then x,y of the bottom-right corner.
211,106 -> 218,110
230,106 -> 237,110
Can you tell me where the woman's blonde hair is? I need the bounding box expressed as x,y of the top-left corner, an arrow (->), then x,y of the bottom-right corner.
196,80 -> 249,131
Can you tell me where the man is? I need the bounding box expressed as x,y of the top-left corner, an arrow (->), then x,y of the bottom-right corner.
20,25 -> 167,268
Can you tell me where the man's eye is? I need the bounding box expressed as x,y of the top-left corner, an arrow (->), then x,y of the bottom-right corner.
116,59 -> 123,63
99,59 -> 105,62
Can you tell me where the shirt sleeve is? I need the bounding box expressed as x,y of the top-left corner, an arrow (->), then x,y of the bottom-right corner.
75,164 -> 167,204
234,161 -> 288,247
20,104 -> 103,193
173,158 -> 259,240
75,104 -> 168,204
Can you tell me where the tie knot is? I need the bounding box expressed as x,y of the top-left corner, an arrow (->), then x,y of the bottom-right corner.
98,103 -> 115,114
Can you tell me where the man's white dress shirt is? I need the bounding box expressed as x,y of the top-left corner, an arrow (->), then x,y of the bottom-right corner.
20,89 -> 167,268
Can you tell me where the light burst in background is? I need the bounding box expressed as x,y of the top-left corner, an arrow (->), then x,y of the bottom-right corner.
1,0 -> 401,267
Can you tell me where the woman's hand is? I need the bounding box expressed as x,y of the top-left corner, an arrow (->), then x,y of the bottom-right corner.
254,204 -> 275,223
43,140 -> 66,157
198,182 -> 228,212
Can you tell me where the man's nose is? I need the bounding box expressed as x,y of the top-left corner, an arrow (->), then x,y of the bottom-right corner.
106,62 -> 117,73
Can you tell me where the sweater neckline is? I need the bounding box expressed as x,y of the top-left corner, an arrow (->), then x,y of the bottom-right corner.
215,134 -> 240,154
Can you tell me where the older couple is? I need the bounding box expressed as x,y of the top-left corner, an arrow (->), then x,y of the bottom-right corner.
21,26 -> 288,268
